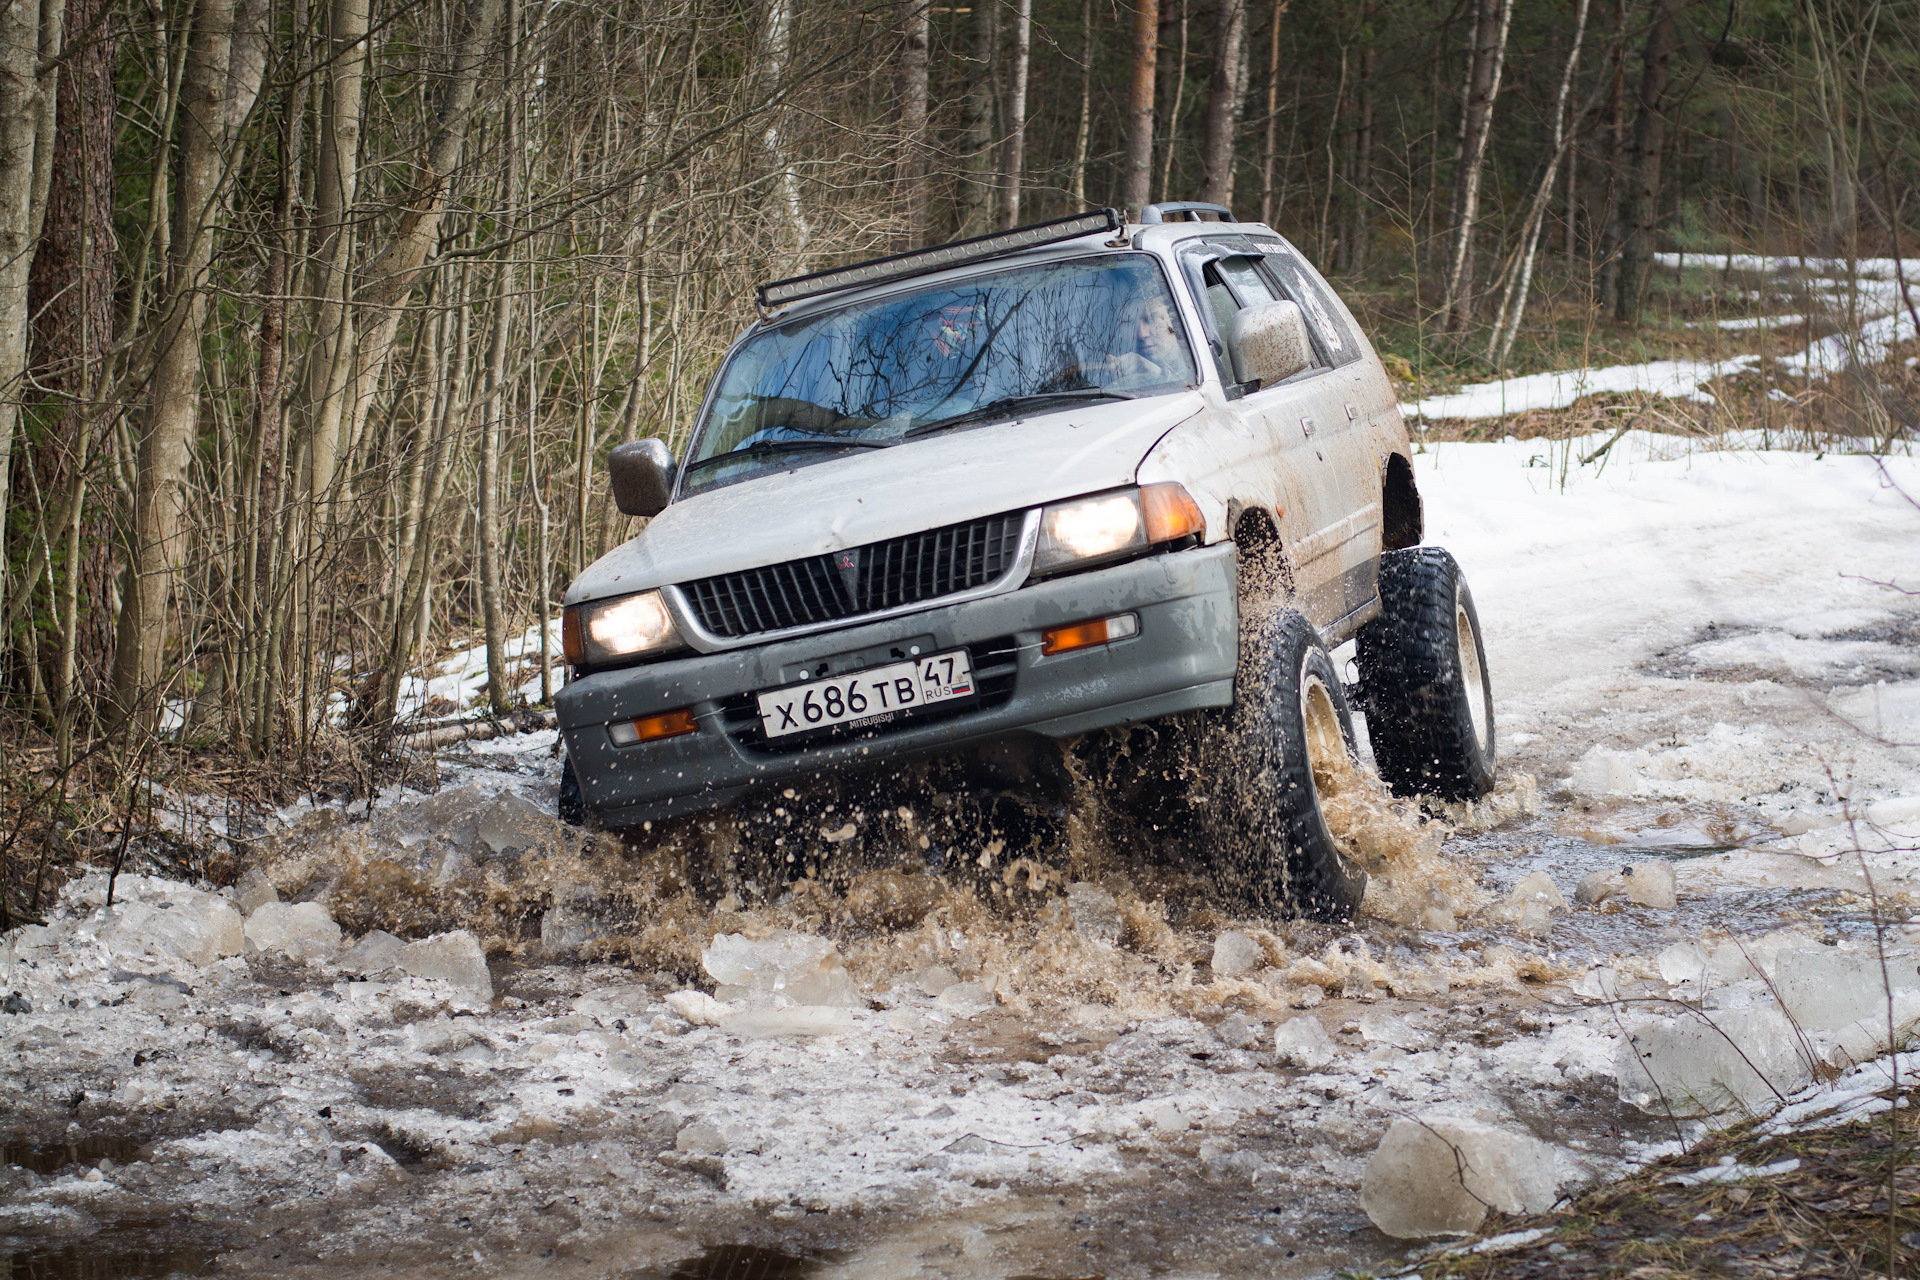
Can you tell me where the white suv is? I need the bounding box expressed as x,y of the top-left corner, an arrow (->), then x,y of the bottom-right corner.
556,205 -> 1495,918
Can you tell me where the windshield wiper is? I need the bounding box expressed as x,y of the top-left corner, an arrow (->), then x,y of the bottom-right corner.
903,389 -> 1136,439
682,436 -> 891,476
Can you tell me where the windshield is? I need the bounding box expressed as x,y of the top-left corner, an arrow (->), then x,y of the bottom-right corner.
682,254 -> 1197,494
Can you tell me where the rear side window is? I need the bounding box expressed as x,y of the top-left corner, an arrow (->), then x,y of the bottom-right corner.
1258,242 -> 1364,367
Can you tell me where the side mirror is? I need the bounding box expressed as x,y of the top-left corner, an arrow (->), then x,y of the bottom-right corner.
608,438 -> 675,518
1227,300 -> 1313,388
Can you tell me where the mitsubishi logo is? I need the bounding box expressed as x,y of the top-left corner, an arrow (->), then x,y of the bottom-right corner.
835,548 -> 863,606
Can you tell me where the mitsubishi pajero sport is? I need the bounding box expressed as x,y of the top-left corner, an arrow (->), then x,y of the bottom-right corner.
556,205 -> 1496,918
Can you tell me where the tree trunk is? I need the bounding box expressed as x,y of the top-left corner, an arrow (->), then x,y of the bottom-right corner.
1259,0 -> 1288,222
999,0 -> 1032,227
339,0 -> 503,469
1157,0 -> 1189,199
958,0 -> 999,235
1439,0 -> 1515,330
110,0 -> 235,725
0,0 -> 68,630
1201,0 -> 1245,209
1613,0 -> 1677,322
1124,0 -> 1160,214
1070,0 -> 1092,207
894,0 -> 929,248
757,0 -> 809,266
1347,40 -> 1374,269
1489,0 -> 1591,366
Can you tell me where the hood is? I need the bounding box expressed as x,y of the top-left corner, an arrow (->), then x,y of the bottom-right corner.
566,390 -> 1204,604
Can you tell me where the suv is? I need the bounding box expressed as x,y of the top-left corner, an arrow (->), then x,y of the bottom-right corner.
556,205 -> 1495,918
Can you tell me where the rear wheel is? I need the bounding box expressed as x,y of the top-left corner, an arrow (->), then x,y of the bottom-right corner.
1203,608 -> 1369,919
1355,546 -> 1496,801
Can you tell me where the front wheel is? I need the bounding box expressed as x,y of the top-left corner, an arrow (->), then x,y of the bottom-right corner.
1204,608 -> 1369,920
558,755 -> 586,826
1355,546 -> 1496,801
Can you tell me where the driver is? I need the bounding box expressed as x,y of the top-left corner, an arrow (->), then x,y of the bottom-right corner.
1086,293 -> 1184,391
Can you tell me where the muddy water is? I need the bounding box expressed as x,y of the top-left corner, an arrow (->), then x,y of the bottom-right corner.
11,736 -> 1870,1280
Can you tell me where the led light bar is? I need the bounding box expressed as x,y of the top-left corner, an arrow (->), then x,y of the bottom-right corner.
755,208 -> 1126,310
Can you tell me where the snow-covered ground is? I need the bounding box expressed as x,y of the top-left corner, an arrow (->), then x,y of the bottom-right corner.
1404,255 -> 1920,420
4,435 -> 1918,1278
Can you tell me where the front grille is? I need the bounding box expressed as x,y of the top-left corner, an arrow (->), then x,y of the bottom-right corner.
720,635 -> 1021,755
682,511 -> 1026,639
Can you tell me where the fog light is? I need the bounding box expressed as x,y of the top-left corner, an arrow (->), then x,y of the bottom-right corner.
1041,612 -> 1140,656
608,707 -> 699,745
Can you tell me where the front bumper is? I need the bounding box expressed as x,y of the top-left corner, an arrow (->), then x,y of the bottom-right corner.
555,542 -> 1239,827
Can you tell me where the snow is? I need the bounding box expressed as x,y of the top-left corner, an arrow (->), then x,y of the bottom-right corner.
1405,255 -> 1920,420
6,431 -> 1920,1275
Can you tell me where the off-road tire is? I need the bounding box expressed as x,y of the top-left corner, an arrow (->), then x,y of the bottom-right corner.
1203,608 -> 1369,919
1355,546 -> 1496,801
558,756 -> 586,826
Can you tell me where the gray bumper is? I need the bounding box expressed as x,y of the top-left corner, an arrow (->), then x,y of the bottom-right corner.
555,542 -> 1239,827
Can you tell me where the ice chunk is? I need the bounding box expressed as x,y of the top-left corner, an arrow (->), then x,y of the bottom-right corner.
1814,990 -> 1920,1069
1569,747 -> 1641,797
934,981 -> 996,1015
1388,966 -> 1450,999
1066,882 -> 1122,945
1211,930 -> 1265,977
1490,871 -> 1569,936
1616,1005 -> 1811,1116
1774,945 -> 1920,1031
104,896 -> 243,968
1213,1013 -> 1262,1050
1623,861 -> 1677,910
1658,942 -> 1710,987
1273,1015 -> 1337,1069
1708,927 -> 1821,981
675,1120 -> 731,1155
538,903 -> 605,957
339,930 -> 404,975
701,931 -> 858,1007
398,931 -> 493,1000
477,793 -> 554,856
1574,869 -> 1619,906
719,1005 -> 854,1038
664,990 -> 730,1026
1358,1010 -> 1432,1051
1362,1115 -> 1559,1238
233,869 -> 279,915
907,965 -> 958,996
242,901 -> 340,962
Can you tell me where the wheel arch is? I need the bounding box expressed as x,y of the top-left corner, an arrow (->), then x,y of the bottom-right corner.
1382,450 -> 1423,551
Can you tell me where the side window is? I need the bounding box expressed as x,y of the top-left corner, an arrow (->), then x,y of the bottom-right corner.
1201,255 -> 1311,383
1260,245 -> 1362,367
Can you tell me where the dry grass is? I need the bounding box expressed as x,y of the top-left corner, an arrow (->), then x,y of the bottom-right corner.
1408,1082 -> 1919,1278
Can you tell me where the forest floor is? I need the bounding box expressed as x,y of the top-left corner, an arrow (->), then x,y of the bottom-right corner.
4,428 -> 1918,1280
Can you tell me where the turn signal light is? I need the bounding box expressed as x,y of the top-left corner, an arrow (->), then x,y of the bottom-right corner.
1041,612 -> 1140,657
1141,482 -> 1206,543
562,606 -> 585,664
608,707 -> 699,746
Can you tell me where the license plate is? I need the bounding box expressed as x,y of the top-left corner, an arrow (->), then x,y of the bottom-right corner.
756,650 -> 975,739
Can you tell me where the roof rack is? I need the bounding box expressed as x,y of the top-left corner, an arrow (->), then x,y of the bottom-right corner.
755,208 -> 1126,310
1140,201 -> 1235,224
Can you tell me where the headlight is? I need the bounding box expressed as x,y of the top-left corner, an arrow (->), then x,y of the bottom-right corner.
1033,483 -> 1206,575
563,590 -> 684,665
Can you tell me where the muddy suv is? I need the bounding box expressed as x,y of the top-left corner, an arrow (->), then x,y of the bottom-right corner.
556,205 -> 1495,917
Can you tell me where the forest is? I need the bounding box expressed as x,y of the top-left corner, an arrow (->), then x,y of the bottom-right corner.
0,0 -> 1915,891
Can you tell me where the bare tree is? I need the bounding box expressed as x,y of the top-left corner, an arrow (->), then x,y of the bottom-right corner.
1439,0 -> 1516,330
1202,0 -> 1246,208
1124,0 -> 1161,214
1000,0 -> 1033,226
110,0 -> 236,726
